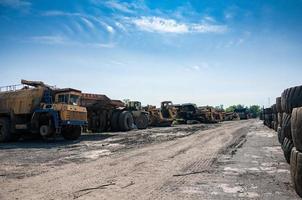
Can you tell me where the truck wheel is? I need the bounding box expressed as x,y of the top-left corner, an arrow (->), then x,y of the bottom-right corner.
281,113 -> 292,140
291,148 -> 302,197
62,126 -> 81,140
98,111 -> 107,132
292,107 -> 302,152
282,137 -> 294,164
135,114 -> 148,129
40,125 -> 54,137
110,111 -> 120,132
0,118 -> 13,142
119,111 -> 133,131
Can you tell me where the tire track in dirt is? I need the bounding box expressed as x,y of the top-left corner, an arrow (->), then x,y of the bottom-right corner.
0,120 -> 255,200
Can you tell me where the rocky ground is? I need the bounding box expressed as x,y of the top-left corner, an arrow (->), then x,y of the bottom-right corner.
0,119 -> 299,199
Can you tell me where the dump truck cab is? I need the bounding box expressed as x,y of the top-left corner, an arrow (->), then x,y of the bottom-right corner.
160,101 -> 178,120
53,89 -> 87,126
0,80 -> 87,142
35,87 -> 87,139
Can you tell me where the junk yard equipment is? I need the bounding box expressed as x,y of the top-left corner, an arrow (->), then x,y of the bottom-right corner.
175,103 -> 205,124
0,80 -> 87,142
124,100 -> 149,129
144,105 -> 173,127
198,106 -> 218,123
234,108 -> 250,120
80,93 -> 133,132
81,96 -> 149,132
160,101 -> 178,121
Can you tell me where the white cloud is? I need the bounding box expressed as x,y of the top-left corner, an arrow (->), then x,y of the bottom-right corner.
191,24 -> 227,33
81,17 -> 95,29
31,35 -> 65,45
0,0 -> 31,8
29,35 -> 115,48
106,25 -> 115,33
105,1 -> 134,14
133,17 -> 188,33
115,22 -> 126,32
192,65 -> 200,71
132,16 -> 227,34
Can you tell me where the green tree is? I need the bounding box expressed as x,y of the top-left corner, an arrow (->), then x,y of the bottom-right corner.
225,104 -> 246,112
248,105 -> 261,118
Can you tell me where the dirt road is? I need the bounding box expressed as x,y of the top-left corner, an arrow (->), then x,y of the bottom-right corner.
0,120 -> 299,199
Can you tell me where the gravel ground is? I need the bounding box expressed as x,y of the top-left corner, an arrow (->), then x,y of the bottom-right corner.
0,119 -> 299,199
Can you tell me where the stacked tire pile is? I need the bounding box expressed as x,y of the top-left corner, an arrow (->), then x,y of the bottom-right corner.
263,107 -> 273,128
263,85 -> 302,197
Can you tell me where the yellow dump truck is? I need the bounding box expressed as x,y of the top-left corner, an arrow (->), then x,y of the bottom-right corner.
0,80 -> 87,142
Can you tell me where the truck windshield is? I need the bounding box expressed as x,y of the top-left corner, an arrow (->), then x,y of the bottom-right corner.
58,94 -> 69,104
70,95 -> 80,105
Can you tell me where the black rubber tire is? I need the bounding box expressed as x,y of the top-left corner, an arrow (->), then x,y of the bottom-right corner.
278,113 -> 283,128
98,110 -> 107,132
282,86 -> 302,114
0,118 -> 15,142
281,113 -> 292,140
282,138 -> 294,164
277,127 -> 282,144
272,104 -> 277,114
292,107 -> 302,152
291,148 -> 298,191
61,126 -> 81,140
134,114 -> 149,129
119,111 -> 133,131
110,111 -> 121,132
276,97 -> 282,113
291,148 -> 302,197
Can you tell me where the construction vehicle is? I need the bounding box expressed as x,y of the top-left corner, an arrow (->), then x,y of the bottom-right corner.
80,93 -> 132,132
175,103 -> 205,124
161,101 -> 178,121
0,80 -> 87,142
124,100 -> 149,129
198,106 -> 218,123
234,108 -> 250,120
224,112 -> 240,121
144,105 -> 173,127
81,96 -> 149,132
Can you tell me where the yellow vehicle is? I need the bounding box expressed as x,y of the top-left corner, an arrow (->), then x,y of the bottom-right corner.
161,101 -> 178,120
0,80 -> 87,142
144,105 -> 173,127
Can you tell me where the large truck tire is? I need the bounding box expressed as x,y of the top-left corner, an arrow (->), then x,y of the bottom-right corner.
282,137 -> 294,164
292,107 -> 302,152
282,86 -> 302,114
134,114 -> 148,129
281,113 -> 292,140
277,127 -> 282,144
0,118 -> 18,142
110,111 -> 121,132
278,112 -> 283,128
62,126 -> 81,140
119,111 -> 133,131
98,110 -> 107,132
276,97 -> 282,113
290,148 -> 302,197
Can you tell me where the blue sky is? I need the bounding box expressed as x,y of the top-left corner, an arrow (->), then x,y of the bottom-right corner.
0,0 -> 302,108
